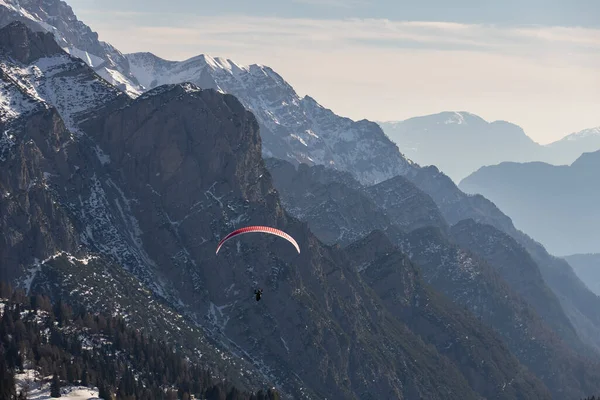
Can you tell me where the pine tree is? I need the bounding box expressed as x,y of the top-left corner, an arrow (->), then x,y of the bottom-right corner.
0,350 -> 17,399
81,368 -> 89,387
50,373 -> 61,397
97,381 -> 112,400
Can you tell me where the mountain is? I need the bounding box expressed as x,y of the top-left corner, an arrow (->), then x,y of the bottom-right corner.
124,51 -> 414,186
379,112 -> 542,182
563,254 -> 600,296
77,77 -> 481,400
264,158 -> 600,399
404,163 -> 600,357
399,225 -> 600,399
546,127 -> 600,165
345,231 -> 552,400
0,21 -> 509,400
459,150 -> 600,256
123,40 -> 600,366
449,219 -> 587,354
0,0 -> 143,96
0,285 -> 280,400
31,1 -> 596,361
0,21 -> 280,394
265,158 -> 446,246
378,112 -> 600,182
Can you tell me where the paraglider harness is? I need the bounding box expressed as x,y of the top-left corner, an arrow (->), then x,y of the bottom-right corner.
254,288 -> 263,301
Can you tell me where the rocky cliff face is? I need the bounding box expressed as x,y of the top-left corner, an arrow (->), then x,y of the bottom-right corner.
400,226 -> 600,400
0,21 -> 282,396
265,158 -> 396,246
450,219 -> 586,354
363,175 -> 448,235
345,230 -> 551,400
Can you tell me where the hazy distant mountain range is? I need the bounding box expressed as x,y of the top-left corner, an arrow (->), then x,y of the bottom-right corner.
379,112 -> 600,182
459,150 -> 600,256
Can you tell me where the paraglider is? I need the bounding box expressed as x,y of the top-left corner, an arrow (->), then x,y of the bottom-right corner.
215,225 -> 300,303
215,225 -> 300,255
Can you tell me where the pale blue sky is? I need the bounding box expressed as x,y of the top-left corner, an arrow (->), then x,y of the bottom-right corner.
67,0 -> 600,143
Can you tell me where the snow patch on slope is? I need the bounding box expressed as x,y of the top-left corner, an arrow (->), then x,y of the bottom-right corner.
563,127 -> 600,141
15,369 -> 101,400
0,54 -> 122,133
0,0 -> 143,97
0,68 -> 44,123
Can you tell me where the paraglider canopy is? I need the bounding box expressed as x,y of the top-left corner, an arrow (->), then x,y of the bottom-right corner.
215,225 -> 300,255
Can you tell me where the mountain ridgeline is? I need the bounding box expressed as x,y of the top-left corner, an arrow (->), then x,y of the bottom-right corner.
378,112 -> 600,183
265,158 -> 600,399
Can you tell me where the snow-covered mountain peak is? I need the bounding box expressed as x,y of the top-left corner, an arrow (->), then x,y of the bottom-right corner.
444,111 -> 467,124
125,51 -> 413,185
0,0 -> 143,96
0,22 -> 125,134
563,126 -> 600,141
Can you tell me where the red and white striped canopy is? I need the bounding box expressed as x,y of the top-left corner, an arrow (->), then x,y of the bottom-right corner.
215,225 -> 300,255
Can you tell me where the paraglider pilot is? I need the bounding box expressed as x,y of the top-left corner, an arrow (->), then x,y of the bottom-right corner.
254,288 -> 263,301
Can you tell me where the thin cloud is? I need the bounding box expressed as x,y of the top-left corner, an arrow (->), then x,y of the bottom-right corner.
291,0 -> 371,8
125,16 -> 600,55
77,14 -> 600,143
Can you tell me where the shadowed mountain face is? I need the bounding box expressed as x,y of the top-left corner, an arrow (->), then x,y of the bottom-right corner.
379,112 -> 600,183
345,231 -> 551,400
459,150 -> 600,256
449,219 -> 584,353
77,84 -> 487,400
265,158 -> 446,246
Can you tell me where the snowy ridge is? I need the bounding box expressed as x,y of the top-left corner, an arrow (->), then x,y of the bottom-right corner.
0,53 -> 124,134
0,65 -> 45,158
0,66 -> 45,123
126,52 -> 413,185
562,126 -> 600,141
0,0 -> 143,97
